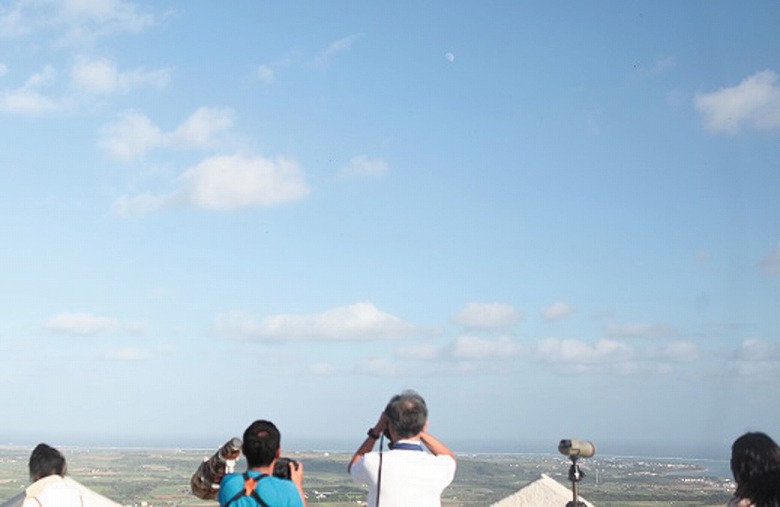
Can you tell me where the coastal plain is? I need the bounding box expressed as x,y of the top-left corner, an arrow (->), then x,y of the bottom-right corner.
0,447 -> 734,506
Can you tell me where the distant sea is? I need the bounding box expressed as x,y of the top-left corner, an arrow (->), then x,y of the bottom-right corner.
287,438 -> 734,480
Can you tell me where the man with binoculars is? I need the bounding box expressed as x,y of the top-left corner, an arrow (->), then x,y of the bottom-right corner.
348,390 -> 456,507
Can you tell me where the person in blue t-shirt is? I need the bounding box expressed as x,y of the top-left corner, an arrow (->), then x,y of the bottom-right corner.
218,420 -> 306,507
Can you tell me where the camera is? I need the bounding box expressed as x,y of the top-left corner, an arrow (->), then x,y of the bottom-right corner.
191,437 -> 242,500
558,439 -> 596,459
273,457 -> 299,480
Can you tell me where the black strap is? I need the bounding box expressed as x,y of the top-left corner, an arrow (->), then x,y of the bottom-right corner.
390,442 -> 424,451
376,435 -> 384,507
225,473 -> 269,507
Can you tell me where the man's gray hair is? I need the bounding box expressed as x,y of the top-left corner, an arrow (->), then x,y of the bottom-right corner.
385,389 -> 428,439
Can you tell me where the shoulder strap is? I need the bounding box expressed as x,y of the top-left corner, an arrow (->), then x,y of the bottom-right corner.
225,473 -> 270,507
377,435 -> 384,507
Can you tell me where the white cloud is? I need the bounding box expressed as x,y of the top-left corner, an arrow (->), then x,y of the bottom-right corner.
45,312 -> 119,336
71,58 -> 119,93
725,338 -> 780,381
1,58 -> 170,115
105,346 -> 152,361
113,154 -> 309,215
605,322 -> 673,339
394,336 -> 523,363
70,57 -> 170,95
123,321 -> 150,335
0,3 -> 28,39
150,286 -> 173,302
167,107 -> 234,149
99,111 -> 162,161
654,341 -> 699,363
759,247 -> 780,275
353,357 -> 401,377
452,302 -> 521,330
309,362 -> 337,376
112,191 -> 174,216
254,64 -> 275,85
0,63 -> 7,76
633,55 -> 675,77
60,0 -> 153,28
541,301 -> 575,321
26,65 -> 57,87
694,70 -> 780,134
214,302 -> 423,342
651,55 -> 676,74
178,154 -> 308,210
338,155 -> 389,179
732,338 -> 780,362
0,87 -> 60,113
0,0 -> 156,46
251,53 -> 297,85
99,107 -> 233,161
383,332 -> 697,376
535,337 -> 632,366
533,337 -> 699,375
451,335 -> 522,360
0,65 -> 62,114
313,33 -> 362,67
396,343 -> 441,361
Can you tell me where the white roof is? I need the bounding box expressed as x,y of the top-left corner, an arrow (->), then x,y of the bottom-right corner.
490,473 -> 594,507
0,476 -> 122,507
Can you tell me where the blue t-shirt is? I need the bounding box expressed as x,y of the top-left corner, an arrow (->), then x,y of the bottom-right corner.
218,471 -> 303,507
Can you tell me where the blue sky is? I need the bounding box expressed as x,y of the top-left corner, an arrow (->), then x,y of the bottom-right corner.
0,0 -> 778,458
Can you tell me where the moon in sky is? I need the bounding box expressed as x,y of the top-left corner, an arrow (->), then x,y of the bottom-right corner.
445,52 -> 455,62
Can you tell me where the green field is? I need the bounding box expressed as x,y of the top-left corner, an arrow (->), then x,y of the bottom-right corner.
0,447 -> 735,506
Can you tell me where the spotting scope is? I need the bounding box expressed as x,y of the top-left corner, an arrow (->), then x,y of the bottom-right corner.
558,438 -> 596,459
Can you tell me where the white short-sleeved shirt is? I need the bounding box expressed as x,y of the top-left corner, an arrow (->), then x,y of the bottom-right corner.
349,440 -> 456,507
23,475 -> 83,507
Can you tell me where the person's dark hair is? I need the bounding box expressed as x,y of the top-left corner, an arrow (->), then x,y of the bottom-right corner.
28,443 -> 66,481
384,389 -> 428,439
242,420 -> 281,468
731,431 -> 780,506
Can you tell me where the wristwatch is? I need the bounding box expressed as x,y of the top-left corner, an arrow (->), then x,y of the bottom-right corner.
367,428 -> 381,439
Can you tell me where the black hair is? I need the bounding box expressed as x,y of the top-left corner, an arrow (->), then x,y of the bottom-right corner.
28,443 -> 66,481
242,420 -> 281,468
385,389 -> 428,439
731,431 -> 780,506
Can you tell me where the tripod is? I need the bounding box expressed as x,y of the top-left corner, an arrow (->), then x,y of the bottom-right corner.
565,455 -> 587,507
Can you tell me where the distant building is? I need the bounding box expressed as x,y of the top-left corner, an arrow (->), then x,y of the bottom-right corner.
490,473 -> 594,507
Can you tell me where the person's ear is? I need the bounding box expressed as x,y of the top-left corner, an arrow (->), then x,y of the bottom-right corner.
275,448 -> 281,458
424,421 -> 429,433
